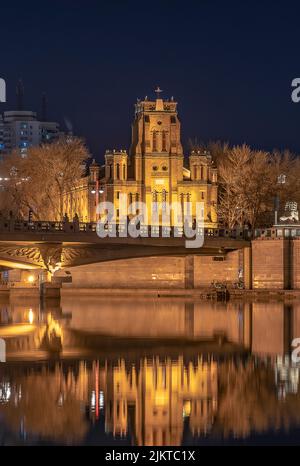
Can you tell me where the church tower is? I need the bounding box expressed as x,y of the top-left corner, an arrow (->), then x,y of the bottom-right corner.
130,88 -> 184,224
65,88 -> 218,228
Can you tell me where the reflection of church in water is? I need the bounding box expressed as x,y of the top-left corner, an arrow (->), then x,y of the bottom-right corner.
2,300 -> 300,444
103,357 -> 217,445
0,357 -> 217,446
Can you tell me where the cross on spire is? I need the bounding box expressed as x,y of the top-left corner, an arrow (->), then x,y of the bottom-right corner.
155,86 -> 163,98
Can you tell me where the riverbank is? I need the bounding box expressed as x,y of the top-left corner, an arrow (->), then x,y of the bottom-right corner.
60,286 -> 300,300
2,283 -> 300,301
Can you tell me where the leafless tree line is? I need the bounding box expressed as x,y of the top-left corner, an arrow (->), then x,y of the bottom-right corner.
0,137 -> 89,220
1,136 -> 300,228
190,140 -> 300,229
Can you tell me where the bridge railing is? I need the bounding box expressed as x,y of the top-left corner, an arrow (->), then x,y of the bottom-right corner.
0,219 -> 97,233
1,218 -> 299,240
0,218 -> 254,239
254,227 -> 300,239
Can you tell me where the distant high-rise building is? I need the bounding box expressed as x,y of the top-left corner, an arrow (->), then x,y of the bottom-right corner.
0,81 -> 64,159
0,115 -> 4,154
0,110 -> 62,158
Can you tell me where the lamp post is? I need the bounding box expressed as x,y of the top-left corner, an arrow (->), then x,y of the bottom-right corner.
91,184 -> 104,221
274,174 -> 286,225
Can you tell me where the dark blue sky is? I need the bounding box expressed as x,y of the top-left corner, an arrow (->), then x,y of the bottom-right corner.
1,0 -> 300,161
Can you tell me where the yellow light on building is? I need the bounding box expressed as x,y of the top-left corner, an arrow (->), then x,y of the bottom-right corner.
28,309 -> 34,324
27,275 -> 35,283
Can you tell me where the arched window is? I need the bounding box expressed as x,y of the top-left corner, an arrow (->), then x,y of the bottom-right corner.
180,193 -> 185,216
162,131 -> 167,152
200,166 -> 204,180
107,164 -> 112,179
194,165 -> 197,180
153,131 -> 157,152
123,164 -> 126,180
116,163 -> 120,180
152,190 -> 158,211
162,189 -> 167,211
186,193 -> 191,214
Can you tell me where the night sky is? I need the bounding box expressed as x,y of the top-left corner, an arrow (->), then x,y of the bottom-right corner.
1,1 -> 300,161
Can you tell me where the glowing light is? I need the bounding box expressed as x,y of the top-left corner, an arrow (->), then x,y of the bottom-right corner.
28,309 -> 34,324
27,275 -> 35,283
99,391 -> 104,409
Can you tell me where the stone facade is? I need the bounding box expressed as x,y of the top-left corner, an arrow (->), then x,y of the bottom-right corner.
252,239 -> 289,289
60,257 -> 186,289
194,251 -> 241,287
57,239 -> 300,291
63,92 -> 218,226
58,251 -> 241,290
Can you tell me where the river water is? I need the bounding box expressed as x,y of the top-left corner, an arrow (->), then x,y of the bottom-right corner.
0,295 -> 300,445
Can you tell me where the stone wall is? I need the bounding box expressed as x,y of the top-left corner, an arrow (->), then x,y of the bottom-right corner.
292,240 -> 300,289
194,251 -> 240,287
58,252 -> 243,290
54,238 -> 300,291
60,256 -> 186,289
252,239 -> 289,289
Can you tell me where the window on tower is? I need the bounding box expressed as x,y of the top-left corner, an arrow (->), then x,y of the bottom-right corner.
194,165 -> 197,180
153,131 -> 157,152
162,131 -> 167,152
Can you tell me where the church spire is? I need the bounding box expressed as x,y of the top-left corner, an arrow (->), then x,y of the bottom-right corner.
155,86 -> 163,99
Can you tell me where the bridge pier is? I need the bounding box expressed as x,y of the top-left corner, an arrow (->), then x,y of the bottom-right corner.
184,256 -> 194,289
243,246 -> 252,290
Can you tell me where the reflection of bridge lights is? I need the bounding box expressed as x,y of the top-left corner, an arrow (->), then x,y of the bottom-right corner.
28,309 -> 34,324
275,355 -> 300,399
183,400 -> 191,418
0,382 -> 11,403
99,391 -> 104,410
58,393 -> 63,407
91,391 -> 96,410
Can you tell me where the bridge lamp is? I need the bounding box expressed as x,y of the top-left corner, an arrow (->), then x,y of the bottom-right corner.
27,275 -> 35,283
28,309 -> 34,324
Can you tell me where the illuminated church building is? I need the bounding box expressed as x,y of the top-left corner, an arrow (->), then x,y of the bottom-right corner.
63,90 -> 218,227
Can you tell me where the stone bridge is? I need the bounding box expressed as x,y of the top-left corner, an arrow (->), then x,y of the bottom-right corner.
0,220 -> 251,271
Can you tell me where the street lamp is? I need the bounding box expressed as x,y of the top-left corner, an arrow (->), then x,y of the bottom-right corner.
91,184 -> 104,220
274,174 -> 286,225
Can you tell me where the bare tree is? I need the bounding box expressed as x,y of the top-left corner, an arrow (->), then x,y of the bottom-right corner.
1,137 -> 89,220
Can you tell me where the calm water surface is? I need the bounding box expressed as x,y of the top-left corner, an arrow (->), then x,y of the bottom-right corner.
0,296 -> 300,445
